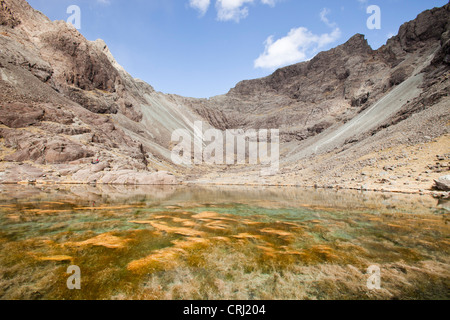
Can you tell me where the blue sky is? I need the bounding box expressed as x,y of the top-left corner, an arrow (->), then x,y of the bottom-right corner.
27,0 -> 448,98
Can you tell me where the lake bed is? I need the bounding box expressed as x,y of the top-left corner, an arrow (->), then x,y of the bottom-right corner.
0,185 -> 448,300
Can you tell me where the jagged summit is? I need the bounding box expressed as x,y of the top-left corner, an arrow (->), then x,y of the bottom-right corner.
341,33 -> 372,52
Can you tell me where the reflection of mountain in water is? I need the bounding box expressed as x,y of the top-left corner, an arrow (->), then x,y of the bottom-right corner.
0,184 -> 441,215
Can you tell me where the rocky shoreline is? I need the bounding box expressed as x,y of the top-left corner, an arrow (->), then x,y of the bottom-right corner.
1,166 -> 448,199
0,163 -> 179,185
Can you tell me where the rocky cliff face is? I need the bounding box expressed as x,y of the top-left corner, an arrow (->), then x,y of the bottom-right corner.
187,3 -> 449,192
0,0 -> 449,190
0,0 -> 209,184
194,4 -> 449,145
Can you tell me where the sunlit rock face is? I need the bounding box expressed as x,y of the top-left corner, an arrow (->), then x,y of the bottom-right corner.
0,185 -> 448,300
0,0 -> 208,184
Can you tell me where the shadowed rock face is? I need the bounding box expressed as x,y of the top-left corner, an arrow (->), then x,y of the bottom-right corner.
0,0 -> 449,187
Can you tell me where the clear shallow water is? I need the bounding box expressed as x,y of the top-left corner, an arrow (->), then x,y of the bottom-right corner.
0,185 -> 448,300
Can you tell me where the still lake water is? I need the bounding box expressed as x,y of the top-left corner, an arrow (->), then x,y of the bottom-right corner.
0,185 -> 448,300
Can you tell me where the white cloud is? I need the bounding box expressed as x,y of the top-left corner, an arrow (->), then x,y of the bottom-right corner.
320,8 -> 337,28
215,0 -> 254,22
357,0 -> 368,8
254,27 -> 341,69
97,0 -> 111,5
189,0 -> 280,22
260,0 -> 278,7
189,0 -> 211,16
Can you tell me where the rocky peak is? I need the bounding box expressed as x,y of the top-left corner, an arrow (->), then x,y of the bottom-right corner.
0,0 -> 148,120
227,33 -> 373,99
340,33 -> 372,54
389,3 -> 450,52
201,4 -> 450,142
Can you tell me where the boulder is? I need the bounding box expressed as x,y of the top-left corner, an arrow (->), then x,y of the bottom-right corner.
434,175 -> 450,191
90,161 -> 110,173
44,140 -> 94,164
135,171 -> 178,185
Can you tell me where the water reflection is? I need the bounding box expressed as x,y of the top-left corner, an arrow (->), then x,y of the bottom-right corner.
0,185 -> 448,300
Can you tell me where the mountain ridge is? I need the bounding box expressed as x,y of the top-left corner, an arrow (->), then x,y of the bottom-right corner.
0,0 -> 449,193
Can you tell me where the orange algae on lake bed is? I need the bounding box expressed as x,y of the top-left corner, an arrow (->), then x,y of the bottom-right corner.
130,221 -> 207,237
67,233 -> 130,249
